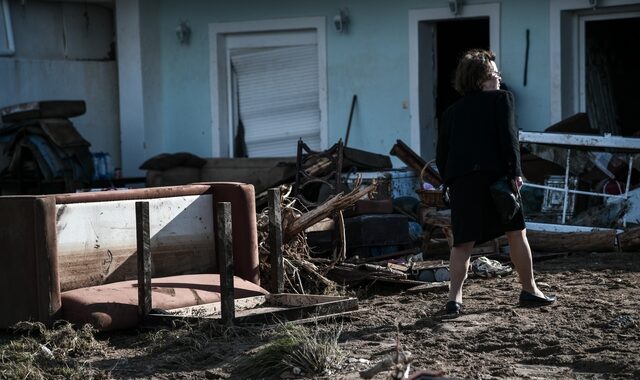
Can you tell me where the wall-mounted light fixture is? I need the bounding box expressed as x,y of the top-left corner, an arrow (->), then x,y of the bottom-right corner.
588,0 -> 598,9
448,0 -> 460,16
333,8 -> 350,33
176,20 -> 191,45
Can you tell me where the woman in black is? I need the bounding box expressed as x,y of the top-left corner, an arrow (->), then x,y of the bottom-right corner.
436,49 -> 556,314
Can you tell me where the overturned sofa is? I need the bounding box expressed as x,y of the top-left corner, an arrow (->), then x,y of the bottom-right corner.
0,182 -> 266,331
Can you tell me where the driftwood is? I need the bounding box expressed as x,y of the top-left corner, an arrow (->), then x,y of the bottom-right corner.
360,263 -> 407,278
389,139 -> 442,186
422,208 -> 616,253
288,257 -> 335,288
284,182 -> 377,242
326,262 -> 408,284
526,229 -> 616,252
617,226 -> 640,252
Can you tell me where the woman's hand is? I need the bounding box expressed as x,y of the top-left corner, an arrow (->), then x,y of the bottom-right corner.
514,176 -> 523,189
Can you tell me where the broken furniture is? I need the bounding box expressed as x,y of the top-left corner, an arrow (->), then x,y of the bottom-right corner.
295,139 -> 344,207
0,100 -> 94,195
0,182 -> 265,331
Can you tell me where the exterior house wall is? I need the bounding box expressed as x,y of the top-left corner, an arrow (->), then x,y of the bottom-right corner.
0,0 -> 120,168
500,0 -> 550,135
137,0 -> 553,166
6,1 -> 636,176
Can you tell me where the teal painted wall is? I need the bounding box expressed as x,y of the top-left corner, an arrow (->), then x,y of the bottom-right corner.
139,0 -> 551,161
499,0 -> 550,135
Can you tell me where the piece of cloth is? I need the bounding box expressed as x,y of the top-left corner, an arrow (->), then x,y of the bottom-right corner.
449,171 -> 525,246
471,256 -> 513,277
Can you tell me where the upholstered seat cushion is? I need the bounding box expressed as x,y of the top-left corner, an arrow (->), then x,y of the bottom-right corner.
61,274 -> 268,331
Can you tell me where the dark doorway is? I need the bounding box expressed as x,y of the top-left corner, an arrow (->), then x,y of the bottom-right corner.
585,17 -> 640,136
417,17 -> 490,160
435,18 -> 490,120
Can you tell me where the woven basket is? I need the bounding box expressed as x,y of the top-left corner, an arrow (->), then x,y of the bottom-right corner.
416,188 -> 444,207
416,160 -> 444,207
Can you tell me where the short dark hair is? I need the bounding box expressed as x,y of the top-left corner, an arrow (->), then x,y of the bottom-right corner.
453,49 -> 496,95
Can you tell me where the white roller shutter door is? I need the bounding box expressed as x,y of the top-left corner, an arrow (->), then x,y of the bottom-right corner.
231,44 -> 320,157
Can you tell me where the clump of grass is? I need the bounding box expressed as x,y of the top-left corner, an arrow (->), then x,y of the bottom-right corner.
138,319 -> 259,368
0,321 -> 108,380
235,322 -> 344,378
140,319 -> 256,353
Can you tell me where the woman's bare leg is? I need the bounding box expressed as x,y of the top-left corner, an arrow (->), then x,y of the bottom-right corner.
505,229 -> 545,297
448,241 -> 475,303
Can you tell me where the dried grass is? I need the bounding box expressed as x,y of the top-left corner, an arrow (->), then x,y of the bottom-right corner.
235,322 -> 344,378
137,319 -> 266,368
0,321 -> 108,380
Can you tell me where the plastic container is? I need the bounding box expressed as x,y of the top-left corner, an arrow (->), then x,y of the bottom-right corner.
541,175 -> 577,221
91,152 -> 114,180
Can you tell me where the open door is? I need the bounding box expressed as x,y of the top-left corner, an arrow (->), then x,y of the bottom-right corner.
417,18 -> 489,159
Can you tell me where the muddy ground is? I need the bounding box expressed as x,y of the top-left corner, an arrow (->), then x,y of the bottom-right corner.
3,251 -> 640,379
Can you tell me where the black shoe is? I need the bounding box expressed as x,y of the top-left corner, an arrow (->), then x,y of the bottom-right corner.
445,301 -> 462,314
519,290 -> 556,306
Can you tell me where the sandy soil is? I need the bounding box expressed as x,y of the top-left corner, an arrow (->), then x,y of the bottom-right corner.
87,251 -> 640,379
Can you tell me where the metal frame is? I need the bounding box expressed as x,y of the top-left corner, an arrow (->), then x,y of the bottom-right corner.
519,131 -> 638,225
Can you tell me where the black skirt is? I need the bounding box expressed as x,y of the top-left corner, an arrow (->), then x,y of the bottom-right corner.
448,171 -> 525,246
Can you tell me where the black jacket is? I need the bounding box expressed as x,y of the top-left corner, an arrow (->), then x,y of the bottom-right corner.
435,90 -> 522,185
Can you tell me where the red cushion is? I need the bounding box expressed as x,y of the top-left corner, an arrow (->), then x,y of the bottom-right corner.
61,274 -> 268,331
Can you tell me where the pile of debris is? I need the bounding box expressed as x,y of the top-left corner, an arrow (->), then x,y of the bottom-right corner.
250,138 -> 455,296
0,100 -> 94,194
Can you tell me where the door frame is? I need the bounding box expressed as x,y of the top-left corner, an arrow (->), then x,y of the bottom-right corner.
549,0 -> 640,124
408,3 -> 500,159
578,11 -> 640,113
209,17 -> 327,157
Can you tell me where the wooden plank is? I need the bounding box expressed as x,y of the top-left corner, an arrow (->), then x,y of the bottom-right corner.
215,202 -> 235,325
147,294 -> 359,325
168,296 -> 268,316
389,139 -> 442,186
286,308 -> 365,325
136,201 -> 151,318
371,278 -> 427,286
405,281 -> 450,294
268,188 -> 284,293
